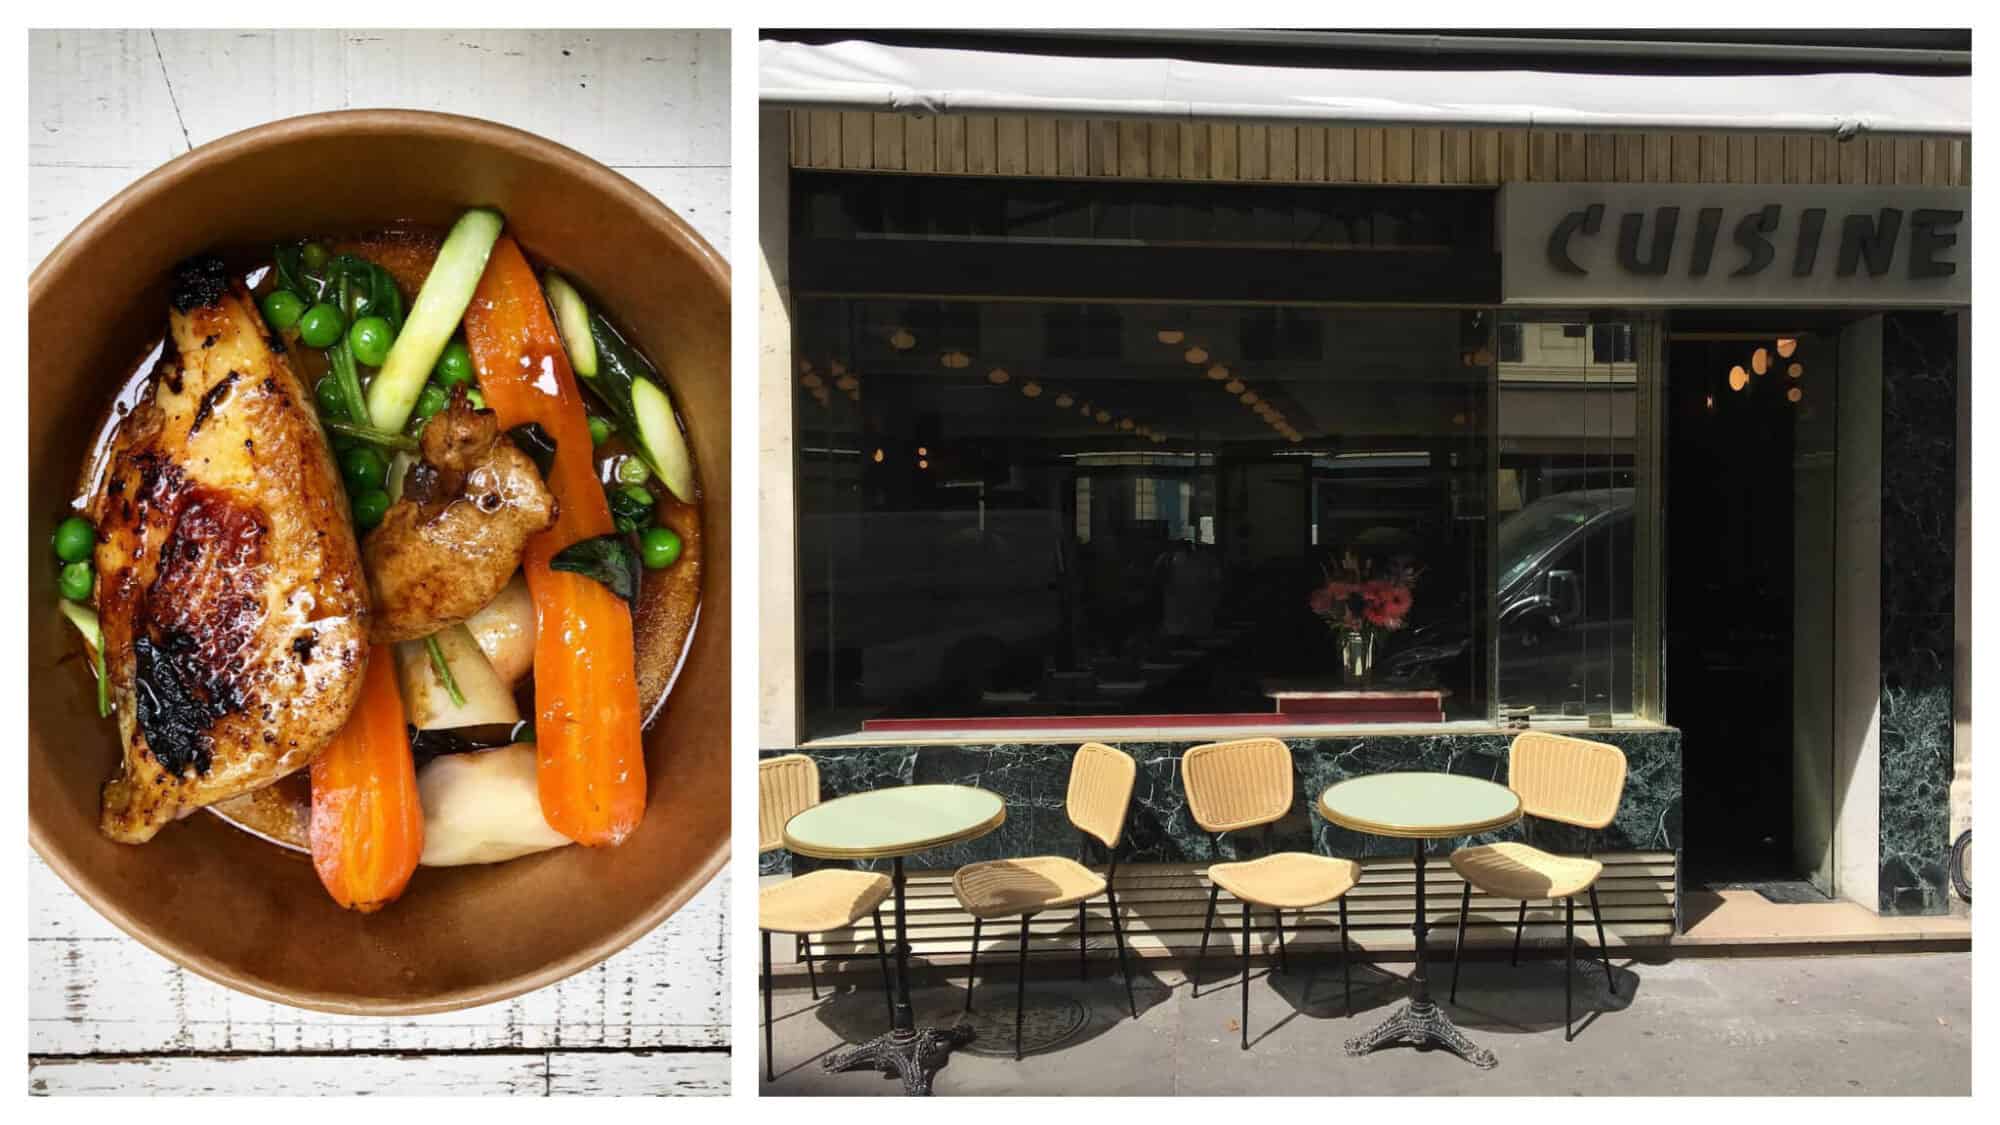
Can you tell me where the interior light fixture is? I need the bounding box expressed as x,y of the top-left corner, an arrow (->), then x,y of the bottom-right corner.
1118,418 -> 1135,431
1776,337 -> 1798,358
1241,391 -> 1261,406
871,448 -> 884,463
1095,409 -> 1111,423
890,328 -> 916,350
987,368 -> 1011,385
1224,379 -> 1246,395
1055,393 -> 1075,408
1206,364 -> 1231,382
917,446 -> 929,456
1787,387 -> 1804,403
1184,346 -> 1209,365
1157,329 -> 1185,345
1751,348 -> 1770,376
919,458 -> 930,469
1022,381 -> 1043,398
800,373 -> 823,389
1788,363 -> 1804,379
835,374 -> 858,391
829,359 -> 847,376
1728,365 -> 1749,392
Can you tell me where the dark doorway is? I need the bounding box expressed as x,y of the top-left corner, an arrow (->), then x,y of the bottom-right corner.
1666,322 -> 1838,894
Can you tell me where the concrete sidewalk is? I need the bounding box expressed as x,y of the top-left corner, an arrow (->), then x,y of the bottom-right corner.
759,950 -> 1969,1096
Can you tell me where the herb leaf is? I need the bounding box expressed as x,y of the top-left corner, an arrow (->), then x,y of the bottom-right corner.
549,534 -> 642,606
506,422 -> 558,479
425,633 -> 466,707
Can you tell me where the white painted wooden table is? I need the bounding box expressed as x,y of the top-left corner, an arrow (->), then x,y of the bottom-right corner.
28,29 -> 731,1097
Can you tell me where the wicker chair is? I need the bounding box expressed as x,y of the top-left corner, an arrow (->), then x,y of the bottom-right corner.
950,742 -> 1140,1060
1182,737 -> 1360,1050
1447,731 -> 1627,1041
757,754 -> 894,1082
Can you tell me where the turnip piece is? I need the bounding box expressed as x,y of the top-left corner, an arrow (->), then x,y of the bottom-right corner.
395,624 -> 518,730
464,573 -> 536,687
417,745 -> 571,866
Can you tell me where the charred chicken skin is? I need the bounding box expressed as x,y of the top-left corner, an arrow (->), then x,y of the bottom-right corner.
92,257 -> 371,844
363,392 -> 557,644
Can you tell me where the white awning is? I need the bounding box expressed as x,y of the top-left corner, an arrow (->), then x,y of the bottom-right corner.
761,39 -> 1970,138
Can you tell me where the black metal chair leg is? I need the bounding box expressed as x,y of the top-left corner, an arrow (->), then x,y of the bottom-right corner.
799,933 -> 819,1000
1015,913 -> 1033,1061
1192,885 -> 1219,998
1338,897 -> 1352,1017
1564,896 -> 1576,1042
1239,899 -> 1252,1050
1078,900 -> 1089,980
966,916 -> 982,1013
1588,883 -> 1616,995
872,909 -> 894,1029
1451,882 -> 1472,1003
1106,887 -> 1137,1019
1511,899 -> 1528,965
1273,909 -> 1289,975
761,930 -> 774,1083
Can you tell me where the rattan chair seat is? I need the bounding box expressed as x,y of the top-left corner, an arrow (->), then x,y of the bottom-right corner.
1207,852 -> 1361,909
758,868 -> 893,935
951,856 -> 1108,919
1449,841 -> 1605,900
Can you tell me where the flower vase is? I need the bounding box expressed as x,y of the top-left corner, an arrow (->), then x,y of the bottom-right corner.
1338,627 -> 1375,684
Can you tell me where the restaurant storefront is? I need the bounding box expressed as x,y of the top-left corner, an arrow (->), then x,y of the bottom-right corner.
756,32 -> 1971,961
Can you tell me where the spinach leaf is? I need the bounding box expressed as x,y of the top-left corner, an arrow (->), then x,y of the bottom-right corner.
506,422 -> 558,479
549,535 -> 642,606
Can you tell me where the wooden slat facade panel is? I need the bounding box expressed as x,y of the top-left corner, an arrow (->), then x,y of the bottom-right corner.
780,854 -> 1679,971
783,113 -> 1967,189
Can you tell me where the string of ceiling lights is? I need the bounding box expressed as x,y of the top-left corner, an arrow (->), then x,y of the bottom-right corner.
887,322 -> 1173,444
1714,335 -> 1807,409
1155,327 -> 1304,443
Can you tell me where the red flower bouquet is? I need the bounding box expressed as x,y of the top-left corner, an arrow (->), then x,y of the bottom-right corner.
1308,550 -> 1419,681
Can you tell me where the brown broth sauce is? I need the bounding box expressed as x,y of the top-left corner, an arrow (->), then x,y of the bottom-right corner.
76,227 -> 704,857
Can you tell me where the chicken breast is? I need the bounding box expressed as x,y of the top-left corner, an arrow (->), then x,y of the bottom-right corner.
364,393 -> 556,644
91,256 -> 370,844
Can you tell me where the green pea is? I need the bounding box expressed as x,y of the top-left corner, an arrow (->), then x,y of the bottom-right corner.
465,388 -> 487,411
414,384 -> 449,421
352,488 -> 391,531
298,303 -> 345,349
315,376 -> 345,417
341,446 -> 388,495
588,416 -> 614,446
59,560 -> 94,602
52,516 -> 95,564
348,316 -> 394,367
434,340 -> 474,387
301,241 -> 331,271
639,526 -> 683,569
260,290 -> 306,331
615,455 -> 651,486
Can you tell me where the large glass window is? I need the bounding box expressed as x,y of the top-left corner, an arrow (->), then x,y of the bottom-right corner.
794,300 -> 1497,739
1494,315 -> 1649,720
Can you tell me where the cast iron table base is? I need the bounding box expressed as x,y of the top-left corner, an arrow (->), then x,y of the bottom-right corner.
820,857 -> 975,1095
822,1024 -> 977,1096
1343,836 -> 1499,1070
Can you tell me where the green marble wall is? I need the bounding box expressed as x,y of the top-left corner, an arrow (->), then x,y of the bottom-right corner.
1877,312 -> 1960,915
760,728 -> 1681,877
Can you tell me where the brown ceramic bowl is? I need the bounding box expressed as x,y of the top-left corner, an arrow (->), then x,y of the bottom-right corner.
27,110 -> 730,1014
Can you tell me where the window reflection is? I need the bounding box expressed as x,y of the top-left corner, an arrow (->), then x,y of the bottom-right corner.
1495,317 -> 1644,719
795,300 -> 1494,738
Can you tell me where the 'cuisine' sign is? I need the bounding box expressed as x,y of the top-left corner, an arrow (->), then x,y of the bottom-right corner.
1500,183 -> 1969,306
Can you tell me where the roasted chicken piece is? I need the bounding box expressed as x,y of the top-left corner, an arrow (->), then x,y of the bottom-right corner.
92,257 -> 370,844
364,393 -> 557,644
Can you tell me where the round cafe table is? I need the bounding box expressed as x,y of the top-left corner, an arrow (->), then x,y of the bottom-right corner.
784,784 -> 1007,1096
1318,772 -> 1522,1069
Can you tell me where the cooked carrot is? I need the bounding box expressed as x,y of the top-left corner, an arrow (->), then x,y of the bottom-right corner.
310,646 -> 424,912
461,236 -> 646,846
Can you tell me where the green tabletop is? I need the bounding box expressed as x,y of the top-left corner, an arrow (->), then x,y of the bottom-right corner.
784,784 -> 1007,860
1317,772 -> 1521,839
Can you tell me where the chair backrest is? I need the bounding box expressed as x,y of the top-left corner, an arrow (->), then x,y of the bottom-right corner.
1181,737 -> 1293,834
1508,731 -> 1628,830
758,754 -> 820,854
1066,742 -> 1138,850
